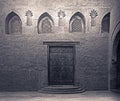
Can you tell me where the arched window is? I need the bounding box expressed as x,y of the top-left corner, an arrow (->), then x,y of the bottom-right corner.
101,13 -> 110,33
5,12 -> 22,34
69,12 -> 85,33
38,12 -> 53,34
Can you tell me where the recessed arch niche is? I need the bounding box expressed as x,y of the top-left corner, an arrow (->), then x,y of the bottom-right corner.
5,12 -> 22,34
37,12 -> 54,34
69,12 -> 85,33
112,30 -> 120,90
101,12 -> 110,33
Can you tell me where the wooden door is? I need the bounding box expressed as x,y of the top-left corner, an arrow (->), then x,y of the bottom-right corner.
49,46 -> 74,85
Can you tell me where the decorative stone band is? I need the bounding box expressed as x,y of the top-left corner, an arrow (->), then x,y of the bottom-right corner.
43,41 -> 80,46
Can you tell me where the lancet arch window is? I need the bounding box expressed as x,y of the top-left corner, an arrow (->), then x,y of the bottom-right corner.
69,12 -> 85,33
38,12 -> 54,34
5,12 -> 22,34
101,13 -> 110,33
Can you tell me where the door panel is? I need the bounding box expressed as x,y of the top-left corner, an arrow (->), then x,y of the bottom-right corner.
49,46 -> 74,85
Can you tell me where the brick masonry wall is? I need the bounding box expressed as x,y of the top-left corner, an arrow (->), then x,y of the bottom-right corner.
0,0 -> 115,91
0,33 -> 109,91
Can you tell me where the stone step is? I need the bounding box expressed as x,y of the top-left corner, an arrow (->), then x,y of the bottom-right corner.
111,89 -> 120,93
39,85 -> 85,94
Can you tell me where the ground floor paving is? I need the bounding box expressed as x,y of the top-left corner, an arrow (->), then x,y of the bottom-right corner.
0,91 -> 120,101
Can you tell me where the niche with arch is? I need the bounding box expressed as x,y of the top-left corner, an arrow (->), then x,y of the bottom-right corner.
37,12 -> 54,34
116,34 -> 120,89
112,30 -> 120,90
113,31 -> 120,89
5,12 -> 22,34
69,12 -> 85,33
101,13 -> 110,33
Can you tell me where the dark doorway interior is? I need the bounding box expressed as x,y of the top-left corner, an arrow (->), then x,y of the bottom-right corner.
48,46 -> 74,85
117,38 -> 120,89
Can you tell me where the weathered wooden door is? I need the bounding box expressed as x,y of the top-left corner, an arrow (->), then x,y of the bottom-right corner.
49,46 -> 74,85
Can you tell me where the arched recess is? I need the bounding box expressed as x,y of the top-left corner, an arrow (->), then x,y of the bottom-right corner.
69,12 -> 85,33
116,31 -> 120,89
110,21 -> 120,90
112,30 -> 120,90
5,11 -> 22,34
37,12 -> 54,34
101,12 -> 110,33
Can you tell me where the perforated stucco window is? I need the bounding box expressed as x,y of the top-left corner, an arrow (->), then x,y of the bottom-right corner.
71,17 -> 83,32
41,18 -> 52,33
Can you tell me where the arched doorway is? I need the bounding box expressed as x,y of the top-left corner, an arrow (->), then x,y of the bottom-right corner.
112,30 -> 120,90
116,31 -> 120,89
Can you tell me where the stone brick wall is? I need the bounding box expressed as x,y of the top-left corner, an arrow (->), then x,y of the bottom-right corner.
0,34 -> 109,91
0,0 -> 115,91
